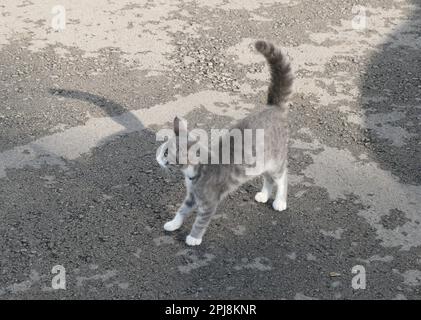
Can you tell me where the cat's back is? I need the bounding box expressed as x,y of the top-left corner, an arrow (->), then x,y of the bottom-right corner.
233,104 -> 288,132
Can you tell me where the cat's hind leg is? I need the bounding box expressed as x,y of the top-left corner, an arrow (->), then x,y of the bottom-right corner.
164,193 -> 195,231
255,173 -> 274,203
272,166 -> 288,211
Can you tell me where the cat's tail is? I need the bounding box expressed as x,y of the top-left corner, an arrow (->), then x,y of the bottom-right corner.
255,40 -> 294,107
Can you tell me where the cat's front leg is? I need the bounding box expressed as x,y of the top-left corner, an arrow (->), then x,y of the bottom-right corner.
255,174 -> 274,203
186,205 -> 217,246
164,193 -> 195,232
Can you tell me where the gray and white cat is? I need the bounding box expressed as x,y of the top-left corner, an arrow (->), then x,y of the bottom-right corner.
156,40 -> 294,246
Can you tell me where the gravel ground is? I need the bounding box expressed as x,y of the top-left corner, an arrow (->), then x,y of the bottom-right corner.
0,0 -> 420,299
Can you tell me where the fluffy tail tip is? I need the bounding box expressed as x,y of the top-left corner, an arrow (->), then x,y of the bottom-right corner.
254,40 -> 274,56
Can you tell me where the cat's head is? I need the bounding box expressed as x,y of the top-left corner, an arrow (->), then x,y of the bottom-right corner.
156,116 -> 201,170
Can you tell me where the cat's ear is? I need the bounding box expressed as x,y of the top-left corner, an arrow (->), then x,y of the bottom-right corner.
174,116 -> 188,136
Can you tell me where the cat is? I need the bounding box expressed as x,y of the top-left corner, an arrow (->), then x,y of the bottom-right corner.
156,40 -> 294,246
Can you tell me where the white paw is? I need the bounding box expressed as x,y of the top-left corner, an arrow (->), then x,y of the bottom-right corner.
164,216 -> 183,232
186,235 -> 202,246
255,192 -> 269,203
272,200 -> 287,212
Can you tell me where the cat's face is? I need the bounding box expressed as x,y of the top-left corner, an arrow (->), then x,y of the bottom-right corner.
156,117 -> 197,170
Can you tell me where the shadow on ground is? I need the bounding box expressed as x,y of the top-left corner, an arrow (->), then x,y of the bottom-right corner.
360,1 -> 421,185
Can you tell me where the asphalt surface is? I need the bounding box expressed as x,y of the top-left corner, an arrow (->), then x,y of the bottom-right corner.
0,0 -> 420,299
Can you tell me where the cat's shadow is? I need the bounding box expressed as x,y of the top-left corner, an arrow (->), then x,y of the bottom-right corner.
48,88 -> 145,131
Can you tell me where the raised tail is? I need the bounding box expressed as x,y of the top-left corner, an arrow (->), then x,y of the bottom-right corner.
255,40 -> 294,107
